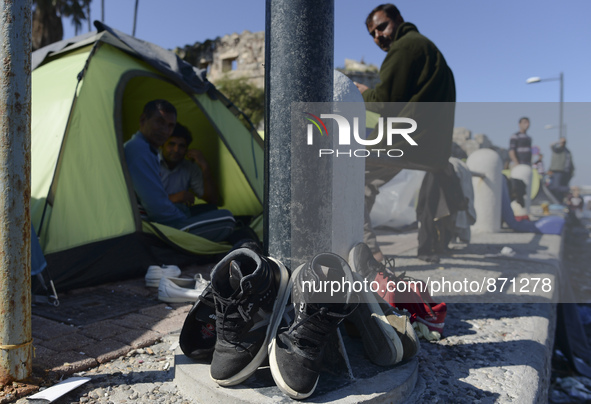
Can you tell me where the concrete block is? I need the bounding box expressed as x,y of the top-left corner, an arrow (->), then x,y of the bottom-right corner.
511,164 -> 533,215
289,72 -> 365,266
463,139 -> 481,156
331,70 -> 365,259
467,149 -> 503,233
174,351 -> 418,403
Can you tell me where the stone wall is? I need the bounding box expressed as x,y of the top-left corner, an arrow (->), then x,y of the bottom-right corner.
453,127 -> 509,167
174,30 -> 265,88
337,58 -> 381,89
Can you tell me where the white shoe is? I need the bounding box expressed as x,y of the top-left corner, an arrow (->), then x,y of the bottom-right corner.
158,275 -> 209,303
145,265 -> 181,287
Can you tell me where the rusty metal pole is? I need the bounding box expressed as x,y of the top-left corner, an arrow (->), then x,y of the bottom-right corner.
0,0 -> 32,384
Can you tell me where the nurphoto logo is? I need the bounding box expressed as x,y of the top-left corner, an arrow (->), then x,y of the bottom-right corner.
305,112 -> 418,158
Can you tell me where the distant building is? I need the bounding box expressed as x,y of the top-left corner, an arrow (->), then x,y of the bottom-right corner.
175,31 -> 381,90
336,58 -> 380,89
174,31 -> 265,88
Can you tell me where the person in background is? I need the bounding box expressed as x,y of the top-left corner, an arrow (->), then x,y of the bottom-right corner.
354,3 -> 456,262
531,145 -> 544,175
508,117 -> 532,167
547,137 -> 574,203
566,186 -> 583,219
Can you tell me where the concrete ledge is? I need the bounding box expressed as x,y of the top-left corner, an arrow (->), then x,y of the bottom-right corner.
378,230 -> 560,402
175,348 -> 418,403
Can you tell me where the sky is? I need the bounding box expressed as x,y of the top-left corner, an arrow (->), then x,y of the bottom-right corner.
63,0 -> 591,185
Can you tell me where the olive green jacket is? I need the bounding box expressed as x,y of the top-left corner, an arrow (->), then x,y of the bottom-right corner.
363,23 -> 456,171
363,22 -> 456,103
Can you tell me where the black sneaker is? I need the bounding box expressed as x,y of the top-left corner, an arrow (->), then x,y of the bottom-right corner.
209,248 -> 289,386
346,272 -> 403,366
179,283 -> 217,360
269,253 -> 357,400
378,301 -> 420,361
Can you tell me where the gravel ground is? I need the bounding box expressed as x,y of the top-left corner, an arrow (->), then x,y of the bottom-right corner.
16,334 -> 189,404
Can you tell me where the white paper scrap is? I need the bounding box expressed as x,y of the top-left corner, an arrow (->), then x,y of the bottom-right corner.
27,376 -> 90,403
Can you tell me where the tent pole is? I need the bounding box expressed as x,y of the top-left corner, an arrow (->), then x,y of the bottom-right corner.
0,0 -> 33,385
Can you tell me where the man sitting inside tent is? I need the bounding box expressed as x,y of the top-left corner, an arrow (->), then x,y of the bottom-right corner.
160,122 -> 220,216
124,99 -> 235,242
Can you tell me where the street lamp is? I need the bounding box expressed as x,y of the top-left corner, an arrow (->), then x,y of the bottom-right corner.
526,73 -> 564,139
544,124 -> 567,138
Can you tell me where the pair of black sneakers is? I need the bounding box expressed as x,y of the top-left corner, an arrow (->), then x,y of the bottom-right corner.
180,248 -> 358,399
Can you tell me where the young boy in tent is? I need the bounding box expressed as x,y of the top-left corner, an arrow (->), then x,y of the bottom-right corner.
124,99 -> 235,242
160,123 -> 219,215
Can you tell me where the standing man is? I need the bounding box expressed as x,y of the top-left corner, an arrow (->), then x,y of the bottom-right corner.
547,137 -> 574,202
124,100 -> 234,242
508,117 -> 533,167
355,3 -> 456,262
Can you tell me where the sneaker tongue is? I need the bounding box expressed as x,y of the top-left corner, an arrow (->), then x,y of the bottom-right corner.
229,260 -> 244,291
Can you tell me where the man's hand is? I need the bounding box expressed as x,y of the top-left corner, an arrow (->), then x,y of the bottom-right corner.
187,149 -> 209,171
168,191 -> 195,205
186,148 -> 219,205
354,81 -> 369,94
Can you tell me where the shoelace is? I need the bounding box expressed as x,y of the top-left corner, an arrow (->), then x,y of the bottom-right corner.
289,306 -> 348,354
376,262 -> 438,319
384,257 -> 396,272
215,294 -> 254,351
198,286 -> 215,308
375,258 -> 398,283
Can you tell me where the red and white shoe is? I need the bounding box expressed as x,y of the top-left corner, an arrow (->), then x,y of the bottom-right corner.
348,243 -> 446,333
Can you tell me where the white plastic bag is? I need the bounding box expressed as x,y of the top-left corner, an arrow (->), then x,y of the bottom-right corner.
370,169 -> 426,229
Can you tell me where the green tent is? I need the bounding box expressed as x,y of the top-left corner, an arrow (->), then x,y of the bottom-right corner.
32,23 -> 263,291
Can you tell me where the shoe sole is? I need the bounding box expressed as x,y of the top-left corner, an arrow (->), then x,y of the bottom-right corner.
211,256 -> 290,387
147,276 -> 186,288
382,308 -> 420,361
351,273 -> 403,365
347,249 -> 404,365
158,278 -> 204,303
145,279 -> 161,288
415,316 -> 445,333
157,294 -> 200,303
145,266 -> 182,287
347,243 -> 365,276
268,263 -> 318,400
268,338 -> 318,400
